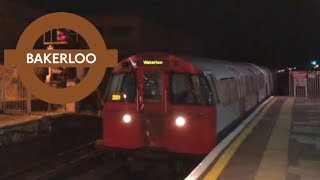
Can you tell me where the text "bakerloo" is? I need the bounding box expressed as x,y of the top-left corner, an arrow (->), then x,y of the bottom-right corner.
27,53 -> 96,64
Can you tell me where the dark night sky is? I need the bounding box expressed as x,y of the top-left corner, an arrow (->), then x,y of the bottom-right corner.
22,0 -> 320,68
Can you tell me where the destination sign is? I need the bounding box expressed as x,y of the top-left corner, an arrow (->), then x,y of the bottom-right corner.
137,59 -> 168,66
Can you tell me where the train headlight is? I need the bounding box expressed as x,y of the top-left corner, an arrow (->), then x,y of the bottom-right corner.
122,114 -> 132,123
175,116 -> 186,127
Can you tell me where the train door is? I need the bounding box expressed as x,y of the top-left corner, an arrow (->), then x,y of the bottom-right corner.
207,74 -> 219,103
244,76 -> 251,111
227,67 -> 245,118
164,73 -> 215,154
136,70 -> 167,147
247,69 -> 259,104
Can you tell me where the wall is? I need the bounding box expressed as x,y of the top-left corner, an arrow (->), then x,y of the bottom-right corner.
141,19 -> 205,56
0,0 -> 45,63
86,14 -> 206,59
0,113 -> 101,148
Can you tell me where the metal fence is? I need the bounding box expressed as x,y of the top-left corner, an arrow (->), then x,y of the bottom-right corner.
289,71 -> 320,98
307,71 -> 320,98
0,66 -> 119,114
289,72 -> 294,96
0,66 -> 31,113
0,78 -> 3,111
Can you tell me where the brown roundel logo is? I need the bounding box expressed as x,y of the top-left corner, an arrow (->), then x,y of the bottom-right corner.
4,12 -> 118,104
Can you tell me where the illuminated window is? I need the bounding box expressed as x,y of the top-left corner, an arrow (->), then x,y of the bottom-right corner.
209,75 -> 219,103
170,73 -> 213,105
105,72 -> 136,102
143,72 -> 162,103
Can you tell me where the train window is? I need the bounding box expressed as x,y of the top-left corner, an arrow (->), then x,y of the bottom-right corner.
191,75 -> 213,105
170,73 -> 213,105
244,76 -> 251,96
143,72 -> 162,103
250,76 -> 256,93
228,78 -> 238,101
219,79 -> 230,104
209,74 -> 219,103
259,75 -> 265,89
104,72 -> 136,103
170,74 -> 197,105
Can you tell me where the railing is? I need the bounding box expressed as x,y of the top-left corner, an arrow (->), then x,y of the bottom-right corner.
289,71 -> 320,98
0,66 -> 31,113
307,71 -> 320,98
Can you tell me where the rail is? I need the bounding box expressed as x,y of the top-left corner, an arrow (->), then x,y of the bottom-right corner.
0,66 -> 31,113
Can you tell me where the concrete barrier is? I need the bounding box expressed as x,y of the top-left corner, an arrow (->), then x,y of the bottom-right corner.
0,113 -> 101,148
0,116 -> 50,147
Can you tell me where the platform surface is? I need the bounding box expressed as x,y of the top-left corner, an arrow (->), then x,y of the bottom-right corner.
0,112 -> 66,128
0,114 -> 40,127
190,97 -> 320,180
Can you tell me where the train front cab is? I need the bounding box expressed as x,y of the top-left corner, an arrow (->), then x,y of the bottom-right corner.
103,56 -> 216,155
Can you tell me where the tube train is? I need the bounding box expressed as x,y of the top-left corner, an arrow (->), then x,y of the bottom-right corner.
102,53 -> 274,155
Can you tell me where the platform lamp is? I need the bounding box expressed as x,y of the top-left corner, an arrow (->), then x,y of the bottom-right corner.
309,59 -> 318,69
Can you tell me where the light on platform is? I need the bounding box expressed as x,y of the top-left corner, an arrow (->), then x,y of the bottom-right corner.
311,60 -> 317,66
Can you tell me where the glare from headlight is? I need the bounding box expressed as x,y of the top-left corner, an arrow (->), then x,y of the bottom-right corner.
175,116 -> 186,127
122,114 -> 131,123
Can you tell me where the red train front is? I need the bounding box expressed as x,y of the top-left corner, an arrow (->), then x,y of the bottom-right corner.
102,53 -> 216,155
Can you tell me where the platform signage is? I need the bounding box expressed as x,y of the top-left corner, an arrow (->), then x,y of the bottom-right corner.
308,71 -> 319,79
3,12 -> 118,104
292,71 -> 307,78
292,71 -> 307,86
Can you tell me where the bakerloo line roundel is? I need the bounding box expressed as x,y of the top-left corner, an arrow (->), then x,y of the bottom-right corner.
102,53 -> 273,155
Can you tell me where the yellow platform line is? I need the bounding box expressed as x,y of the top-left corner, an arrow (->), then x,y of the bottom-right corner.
254,97 -> 294,180
204,97 -> 278,180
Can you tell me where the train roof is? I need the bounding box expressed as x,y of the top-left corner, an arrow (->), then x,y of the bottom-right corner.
182,57 -> 238,79
182,56 -> 267,80
116,53 -> 268,80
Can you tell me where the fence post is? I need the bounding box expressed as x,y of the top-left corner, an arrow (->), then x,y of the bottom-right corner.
305,83 -> 308,98
0,78 -> 3,111
293,77 -> 296,97
27,90 -> 31,113
289,72 -> 293,96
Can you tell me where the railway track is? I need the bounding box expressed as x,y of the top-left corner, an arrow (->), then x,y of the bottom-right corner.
0,141 -> 125,180
1,140 -> 200,180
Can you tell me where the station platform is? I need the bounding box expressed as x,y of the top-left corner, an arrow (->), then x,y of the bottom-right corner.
0,114 -> 41,128
187,97 -> 320,180
0,112 -> 64,128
